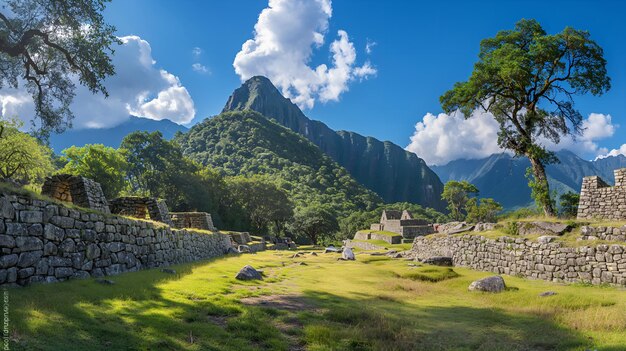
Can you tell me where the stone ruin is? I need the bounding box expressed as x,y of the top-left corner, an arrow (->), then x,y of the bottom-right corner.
41,174 -> 110,213
109,196 -> 173,226
370,210 -> 434,241
170,212 -> 217,231
577,168 -> 626,220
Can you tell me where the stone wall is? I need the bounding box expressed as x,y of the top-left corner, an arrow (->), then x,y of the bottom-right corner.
41,174 -> 110,214
580,226 -> 626,242
353,231 -> 401,244
577,168 -> 626,220
410,234 -> 625,286
0,192 -> 232,287
344,239 -> 386,251
109,197 -> 173,226
170,212 -> 216,231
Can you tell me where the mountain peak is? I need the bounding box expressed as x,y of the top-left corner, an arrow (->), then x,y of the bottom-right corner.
223,76 -> 303,118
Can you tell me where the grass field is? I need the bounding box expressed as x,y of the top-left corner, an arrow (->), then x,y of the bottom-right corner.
8,249 -> 626,351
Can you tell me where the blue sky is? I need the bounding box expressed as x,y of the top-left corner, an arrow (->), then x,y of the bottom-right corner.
4,0 -> 624,164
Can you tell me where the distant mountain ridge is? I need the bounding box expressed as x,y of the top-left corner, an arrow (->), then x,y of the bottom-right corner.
223,76 -> 446,211
49,116 -> 188,153
432,150 -> 626,209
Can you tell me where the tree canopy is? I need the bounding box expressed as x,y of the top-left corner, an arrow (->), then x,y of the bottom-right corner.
0,0 -> 118,138
0,118 -> 53,186
441,181 -> 478,221
440,19 -> 610,216
288,204 -> 339,245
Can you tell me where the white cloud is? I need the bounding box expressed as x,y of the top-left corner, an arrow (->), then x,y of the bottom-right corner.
406,111 -> 618,166
233,0 -> 375,109
191,63 -> 209,74
0,35 -> 195,129
192,47 -> 202,58
365,39 -> 376,54
596,144 -> 626,159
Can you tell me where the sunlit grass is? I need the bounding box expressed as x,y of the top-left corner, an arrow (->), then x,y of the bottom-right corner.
8,250 -> 626,350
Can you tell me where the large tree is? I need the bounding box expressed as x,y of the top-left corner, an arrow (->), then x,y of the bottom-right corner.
440,19 -> 610,216
59,144 -> 129,198
288,204 -> 338,245
441,181 -> 478,221
0,118 -> 53,186
0,0 -> 118,138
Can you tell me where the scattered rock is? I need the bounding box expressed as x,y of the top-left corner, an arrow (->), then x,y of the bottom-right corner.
423,256 -> 453,266
298,262 -> 307,266
474,223 -> 497,232
238,245 -> 251,253
539,291 -> 557,297
291,253 -> 301,258
341,247 -> 355,261
537,235 -> 558,244
310,252 -> 318,256
468,276 -> 506,293
161,268 -> 176,274
437,222 -> 474,234
226,247 -> 239,254
324,247 -> 339,253
235,265 -> 263,280
95,279 -> 115,285
387,252 -> 403,259
517,221 -> 571,236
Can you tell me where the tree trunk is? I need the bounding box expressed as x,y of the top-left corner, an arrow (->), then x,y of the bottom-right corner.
528,156 -> 556,216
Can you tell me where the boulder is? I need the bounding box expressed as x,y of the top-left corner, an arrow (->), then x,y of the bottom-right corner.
341,247 -> 355,260
468,276 -> 506,293
474,223 -> 497,232
539,291 -> 557,297
423,256 -> 453,266
238,245 -> 251,253
235,265 -> 263,280
324,247 -> 339,253
161,268 -> 176,274
436,222 -> 473,234
517,221 -> 571,236
537,235 -> 558,244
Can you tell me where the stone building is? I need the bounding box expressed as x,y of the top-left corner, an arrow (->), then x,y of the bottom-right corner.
370,210 -> 434,240
41,174 -> 110,213
109,197 -> 173,226
577,168 -> 626,220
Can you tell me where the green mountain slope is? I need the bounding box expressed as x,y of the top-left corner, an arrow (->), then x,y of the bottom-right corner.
222,76 -> 446,211
175,110 -> 382,217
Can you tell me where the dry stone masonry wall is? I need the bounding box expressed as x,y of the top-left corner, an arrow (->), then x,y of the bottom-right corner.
0,192 -> 232,287
41,174 -> 110,214
577,168 -> 626,220
171,212 -> 216,231
410,234 -> 625,286
109,197 -> 173,226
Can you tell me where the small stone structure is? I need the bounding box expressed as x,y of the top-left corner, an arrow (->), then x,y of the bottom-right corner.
109,197 -> 173,226
577,168 -> 626,220
170,212 -> 216,231
41,174 -> 110,214
369,210 -> 434,240
410,234 -> 625,286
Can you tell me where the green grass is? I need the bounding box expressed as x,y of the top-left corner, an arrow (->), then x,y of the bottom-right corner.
8,250 -> 626,350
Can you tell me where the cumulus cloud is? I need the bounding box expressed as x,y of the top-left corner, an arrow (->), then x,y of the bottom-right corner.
596,144 -> 626,159
0,35 -> 195,129
192,63 -> 210,74
406,111 -> 618,165
233,0 -> 375,109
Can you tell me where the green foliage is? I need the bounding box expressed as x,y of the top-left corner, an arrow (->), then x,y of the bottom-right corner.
288,204 -> 339,245
440,19 -> 610,216
175,111 -> 382,220
224,175 -> 294,234
560,192 -> 580,218
0,118 -> 53,186
338,202 -> 447,240
503,221 -> 519,236
59,144 -> 129,198
466,198 -> 503,223
0,0 -> 119,138
441,180 -> 478,221
501,207 -> 542,220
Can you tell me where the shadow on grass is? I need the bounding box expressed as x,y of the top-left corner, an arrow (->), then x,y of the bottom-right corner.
7,256 -> 605,351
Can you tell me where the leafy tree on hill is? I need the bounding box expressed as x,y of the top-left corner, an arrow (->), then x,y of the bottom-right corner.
559,191 -> 580,218
225,175 -> 294,234
0,0 -> 119,138
288,204 -> 339,245
466,198 -> 503,223
441,19 -> 610,216
0,118 -> 53,186
442,181 -> 478,221
59,144 -> 128,198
